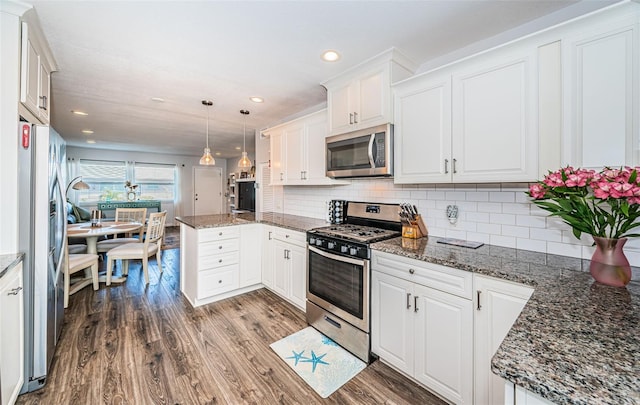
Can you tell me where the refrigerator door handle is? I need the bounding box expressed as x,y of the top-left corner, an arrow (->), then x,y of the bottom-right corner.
53,161 -> 67,280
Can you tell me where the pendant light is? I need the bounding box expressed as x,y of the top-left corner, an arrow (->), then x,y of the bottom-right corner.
237,109 -> 252,169
199,100 -> 215,166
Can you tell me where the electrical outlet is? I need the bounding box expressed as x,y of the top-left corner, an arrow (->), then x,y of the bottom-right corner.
446,204 -> 459,224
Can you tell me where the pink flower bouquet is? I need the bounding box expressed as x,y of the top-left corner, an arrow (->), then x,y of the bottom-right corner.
527,166 -> 640,239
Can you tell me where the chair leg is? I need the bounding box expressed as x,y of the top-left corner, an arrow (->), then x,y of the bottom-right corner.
106,257 -> 113,286
123,259 -> 129,276
91,262 -> 99,290
64,268 -> 70,308
157,247 -> 163,273
142,256 -> 149,285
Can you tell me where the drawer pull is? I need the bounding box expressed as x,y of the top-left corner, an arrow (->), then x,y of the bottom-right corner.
409,268 -> 415,275
218,259 -> 223,263
324,316 -> 341,329
285,234 -> 290,238
414,296 -> 419,312
218,279 -> 222,284
219,232 -> 223,236
219,245 -> 223,249
406,293 -> 411,309
8,286 -> 23,296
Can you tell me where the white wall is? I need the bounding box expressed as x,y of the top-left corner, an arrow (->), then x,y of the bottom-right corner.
277,180 -> 640,272
66,146 -> 227,226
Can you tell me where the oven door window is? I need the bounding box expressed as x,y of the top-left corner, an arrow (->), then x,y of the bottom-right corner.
308,249 -> 363,319
326,135 -> 372,171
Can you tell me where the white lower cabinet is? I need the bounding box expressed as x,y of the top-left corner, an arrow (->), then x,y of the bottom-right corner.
180,224 -> 262,307
0,260 -> 24,405
474,275 -> 534,405
371,251 -> 473,405
270,228 -> 307,310
261,225 -> 275,288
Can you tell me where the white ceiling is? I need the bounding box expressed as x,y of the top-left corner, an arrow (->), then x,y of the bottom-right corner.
29,0 -> 617,159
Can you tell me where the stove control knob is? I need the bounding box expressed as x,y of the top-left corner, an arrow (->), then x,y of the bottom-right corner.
349,247 -> 358,256
315,239 -> 322,246
328,242 -> 335,249
309,237 -> 316,245
340,245 -> 348,253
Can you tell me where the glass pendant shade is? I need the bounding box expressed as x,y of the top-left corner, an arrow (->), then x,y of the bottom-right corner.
238,151 -> 251,168
237,109 -> 251,168
200,100 -> 215,166
199,147 -> 214,165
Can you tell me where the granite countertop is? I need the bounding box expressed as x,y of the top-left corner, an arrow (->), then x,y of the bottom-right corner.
175,212 -> 328,233
371,236 -> 640,405
0,253 -> 24,279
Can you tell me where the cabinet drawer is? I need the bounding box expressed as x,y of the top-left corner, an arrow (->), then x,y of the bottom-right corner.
272,228 -> 306,247
372,251 -> 472,299
198,265 -> 239,298
200,238 -> 239,256
199,226 -> 240,242
199,251 -> 239,270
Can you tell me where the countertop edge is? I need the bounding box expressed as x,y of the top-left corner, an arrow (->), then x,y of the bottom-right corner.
0,252 -> 25,279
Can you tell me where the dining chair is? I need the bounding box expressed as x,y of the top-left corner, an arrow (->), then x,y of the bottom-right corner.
105,210 -> 167,286
64,241 -> 99,308
96,207 -> 147,253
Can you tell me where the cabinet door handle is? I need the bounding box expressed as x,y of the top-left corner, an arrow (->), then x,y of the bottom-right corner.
301,171 -> 304,180
414,296 -> 419,312
268,231 -> 272,240
39,95 -> 48,111
349,113 -> 354,125
444,159 -> 449,174
477,290 -> 482,310
353,111 -> 358,124
406,293 -> 412,309
280,173 -> 283,181
453,158 -> 457,174
283,249 -> 287,259
8,286 -> 23,296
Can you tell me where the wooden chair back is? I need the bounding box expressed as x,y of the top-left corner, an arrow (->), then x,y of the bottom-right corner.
115,207 -> 147,239
144,211 -> 167,250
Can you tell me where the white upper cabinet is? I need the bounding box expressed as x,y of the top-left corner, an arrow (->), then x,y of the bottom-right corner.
561,10 -> 639,169
20,19 -> 55,124
324,48 -> 416,136
451,47 -> 538,183
267,109 -> 349,186
394,44 -> 538,184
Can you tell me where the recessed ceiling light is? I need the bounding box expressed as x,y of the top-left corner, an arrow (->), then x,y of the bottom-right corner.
250,96 -> 264,103
235,146 -> 241,150
86,139 -> 96,144
71,110 -> 88,116
82,130 -> 94,134
215,152 -> 221,156
321,50 -> 341,62
151,97 -> 165,102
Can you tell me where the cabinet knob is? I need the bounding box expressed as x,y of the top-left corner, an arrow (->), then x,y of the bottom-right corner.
218,280 -> 222,284
219,245 -> 223,249
409,268 -> 415,274
218,259 -> 223,263
219,232 -> 223,236
285,234 -> 290,238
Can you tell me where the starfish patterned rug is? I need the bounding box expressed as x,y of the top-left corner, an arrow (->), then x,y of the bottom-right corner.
270,327 -> 366,398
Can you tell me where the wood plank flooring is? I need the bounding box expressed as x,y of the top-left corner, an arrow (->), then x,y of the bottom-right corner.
17,248 -> 446,405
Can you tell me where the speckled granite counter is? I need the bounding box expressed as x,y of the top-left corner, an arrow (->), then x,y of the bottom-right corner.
371,236 -> 640,405
0,253 -> 24,279
175,212 -> 328,233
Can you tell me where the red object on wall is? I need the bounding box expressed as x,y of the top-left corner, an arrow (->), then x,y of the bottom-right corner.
21,123 -> 30,149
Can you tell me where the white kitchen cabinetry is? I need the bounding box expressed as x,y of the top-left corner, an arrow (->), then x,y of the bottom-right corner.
324,48 -> 415,136
474,274 -> 534,405
561,11 -> 639,169
268,109 -> 348,186
261,225 -> 274,288
269,228 -> 307,310
371,251 -> 473,405
0,260 -> 24,405
239,223 -> 261,287
394,44 -> 538,184
503,383 -> 555,405
20,21 -> 54,124
180,224 -> 261,307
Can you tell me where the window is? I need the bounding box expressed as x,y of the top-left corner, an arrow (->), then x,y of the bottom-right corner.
76,160 -> 176,202
133,162 -> 176,201
77,159 -> 127,202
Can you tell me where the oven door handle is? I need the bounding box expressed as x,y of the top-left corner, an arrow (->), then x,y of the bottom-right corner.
308,245 -> 367,266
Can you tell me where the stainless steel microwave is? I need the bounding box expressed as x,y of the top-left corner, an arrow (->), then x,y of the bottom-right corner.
326,124 -> 393,178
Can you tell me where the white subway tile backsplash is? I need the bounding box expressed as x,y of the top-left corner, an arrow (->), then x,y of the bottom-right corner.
489,213 -> 516,226
489,192 -> 515,203
279,180 -> 640,267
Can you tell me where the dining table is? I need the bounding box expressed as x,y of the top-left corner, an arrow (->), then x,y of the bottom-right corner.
67,221 -> 144,283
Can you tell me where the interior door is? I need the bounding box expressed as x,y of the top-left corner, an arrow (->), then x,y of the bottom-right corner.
193,167 -> 223,215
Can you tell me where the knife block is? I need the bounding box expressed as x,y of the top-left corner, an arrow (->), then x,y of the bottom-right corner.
401,215 -> 428,239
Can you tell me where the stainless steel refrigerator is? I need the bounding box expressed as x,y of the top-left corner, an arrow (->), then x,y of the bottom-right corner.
17,120 -> 66,392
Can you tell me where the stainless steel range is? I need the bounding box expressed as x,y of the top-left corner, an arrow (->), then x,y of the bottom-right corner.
306,202 -> 401,363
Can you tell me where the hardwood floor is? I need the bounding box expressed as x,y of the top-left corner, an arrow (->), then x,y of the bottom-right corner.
17,248 -> 446,405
